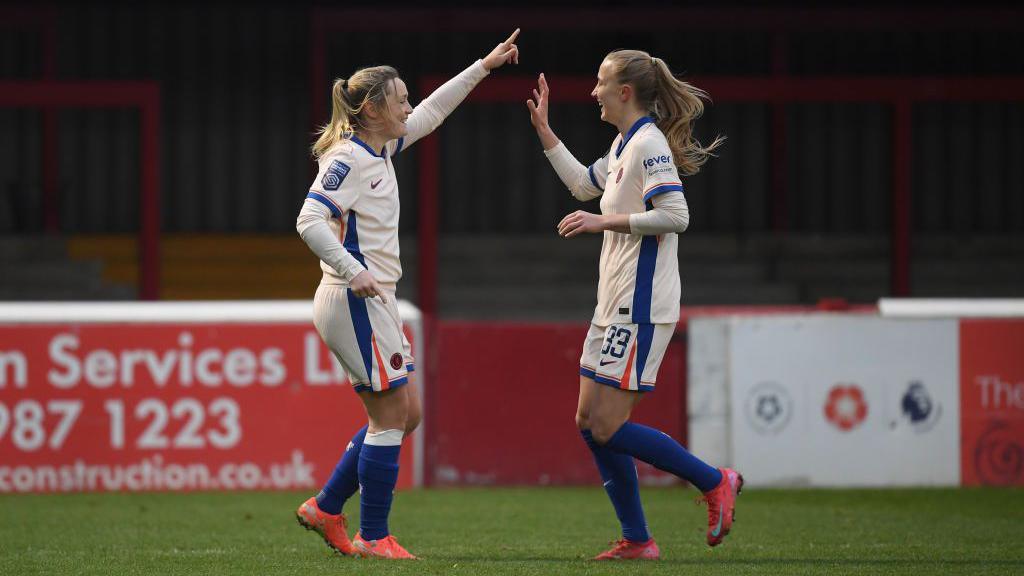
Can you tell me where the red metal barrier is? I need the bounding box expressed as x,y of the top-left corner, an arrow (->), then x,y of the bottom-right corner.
0,82 -> 163,300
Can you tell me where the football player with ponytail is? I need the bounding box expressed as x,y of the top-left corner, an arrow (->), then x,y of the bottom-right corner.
527,49 -> 742,560
294,29 -> 520,560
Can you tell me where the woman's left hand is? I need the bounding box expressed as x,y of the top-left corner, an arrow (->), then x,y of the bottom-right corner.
482,28 -> 520,71
558,210 -> 607,238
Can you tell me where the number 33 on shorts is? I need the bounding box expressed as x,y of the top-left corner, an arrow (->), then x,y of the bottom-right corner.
579,323 -> 675,392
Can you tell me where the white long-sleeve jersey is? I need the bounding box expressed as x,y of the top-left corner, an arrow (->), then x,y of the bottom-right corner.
545,117 -> 688,325
296,60 -> 490,290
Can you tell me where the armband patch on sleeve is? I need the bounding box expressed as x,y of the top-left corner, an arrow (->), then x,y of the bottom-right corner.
321,160 -> 351,191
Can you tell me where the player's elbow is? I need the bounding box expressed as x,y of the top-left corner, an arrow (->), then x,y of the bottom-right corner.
295,213 -> 319,240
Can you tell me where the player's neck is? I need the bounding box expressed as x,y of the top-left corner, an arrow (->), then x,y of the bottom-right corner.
615,109 -> 648,138
355,130 -> 388,156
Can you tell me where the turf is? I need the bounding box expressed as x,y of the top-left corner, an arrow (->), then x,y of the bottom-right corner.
2,487 -> 1022,575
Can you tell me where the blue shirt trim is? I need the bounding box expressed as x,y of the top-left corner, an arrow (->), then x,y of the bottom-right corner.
643,184 -> 683,202
350,135 -> 385,158
615,116 -> 655,158
631,200 -> 658,323
588,164 -> 604,191
306,192 -> 342,219
393,137 -> 404,156
342,211 -> 367,268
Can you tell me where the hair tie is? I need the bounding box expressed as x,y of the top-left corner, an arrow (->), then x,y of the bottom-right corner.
651,56 -> 658,66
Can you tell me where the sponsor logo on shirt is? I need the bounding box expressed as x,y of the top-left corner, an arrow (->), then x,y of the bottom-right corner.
643,155 -> 672,169
644,155 -> 675,177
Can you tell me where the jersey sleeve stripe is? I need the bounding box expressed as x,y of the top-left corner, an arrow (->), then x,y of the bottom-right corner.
642,183 -> 683,202
306,192 -> 343,219
588,164 -> 604,191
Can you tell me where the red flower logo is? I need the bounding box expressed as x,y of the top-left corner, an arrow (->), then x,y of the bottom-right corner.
824,384 -> 868,431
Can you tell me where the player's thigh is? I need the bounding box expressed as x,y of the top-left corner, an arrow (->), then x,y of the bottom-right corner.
577,323 -> 609,428
577,375 -> 599,429
403,372 -> 422,434
357,386 -> 408,432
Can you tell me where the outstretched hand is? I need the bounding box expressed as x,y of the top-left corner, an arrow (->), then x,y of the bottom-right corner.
482,28 -> 520,71
526,73 -> 549,130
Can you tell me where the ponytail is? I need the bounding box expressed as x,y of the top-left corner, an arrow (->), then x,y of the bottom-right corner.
312,65 -> 400,159
605,50 -> 724,176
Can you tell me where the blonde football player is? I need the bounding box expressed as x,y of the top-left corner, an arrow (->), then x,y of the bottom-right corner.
527,50 -> 743,560
294,29 -> 520,560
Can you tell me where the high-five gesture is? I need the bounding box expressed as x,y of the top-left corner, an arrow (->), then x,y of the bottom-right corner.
482,28 -> 520,71
527,73 -> 560,150
526,73 -> 550,130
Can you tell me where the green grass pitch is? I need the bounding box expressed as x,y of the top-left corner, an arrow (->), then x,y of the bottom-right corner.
2,487 -> 1022,575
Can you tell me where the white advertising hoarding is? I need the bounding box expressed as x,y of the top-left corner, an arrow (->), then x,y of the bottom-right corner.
728,315 -> 960,487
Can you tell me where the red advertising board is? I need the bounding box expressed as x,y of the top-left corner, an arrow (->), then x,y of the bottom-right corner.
959,319 -> 1024,486
431,321 -> 687,486
0,322 -> 416,493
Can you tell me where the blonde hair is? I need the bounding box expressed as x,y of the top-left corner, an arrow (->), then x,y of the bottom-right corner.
605,49 -> 724,176
312,65 -> 399,159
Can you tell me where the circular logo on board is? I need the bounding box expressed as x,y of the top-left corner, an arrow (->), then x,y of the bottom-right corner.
390,353 -> 404,371
974,421 -> 1023,486
899,380 -> 942,433
824,384 -> 868,432
745,381 -> 793,435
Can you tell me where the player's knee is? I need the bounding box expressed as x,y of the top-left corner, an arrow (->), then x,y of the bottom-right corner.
575,410 -> 591,431
589,418 -> 621,445
404,413 -> 421,436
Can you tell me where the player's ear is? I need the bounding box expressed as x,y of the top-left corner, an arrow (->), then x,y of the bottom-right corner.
620,83 -> 632,103
362,100 -> 380,120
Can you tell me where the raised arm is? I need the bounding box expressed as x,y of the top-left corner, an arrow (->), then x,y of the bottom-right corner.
528,73 -> 605,201
398,29 -> 520,151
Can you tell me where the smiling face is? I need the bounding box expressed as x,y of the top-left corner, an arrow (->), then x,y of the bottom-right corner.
591,58 -> 625,125
369,77 -> 413,141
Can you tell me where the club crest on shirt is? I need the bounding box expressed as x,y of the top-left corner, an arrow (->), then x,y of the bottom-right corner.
321,160 -> 350,191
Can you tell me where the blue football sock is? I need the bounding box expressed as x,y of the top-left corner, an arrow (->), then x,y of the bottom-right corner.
358,431 -> 402,541
315,425 -> 367,515
604,422 -> 723,493
581,429 -> 650,542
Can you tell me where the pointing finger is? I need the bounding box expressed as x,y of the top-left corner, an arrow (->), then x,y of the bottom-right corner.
504,28 -> 520,45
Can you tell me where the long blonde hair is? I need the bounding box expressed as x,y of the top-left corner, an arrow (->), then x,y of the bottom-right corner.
312,65 -> 399,159
605,49 -> 724,176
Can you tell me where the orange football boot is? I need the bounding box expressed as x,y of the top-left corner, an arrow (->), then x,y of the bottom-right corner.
295,496 -> 355,555
701,467 -> 744,547
593,538 -> 661,560
352,532 -> 418,559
